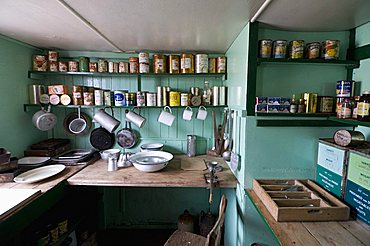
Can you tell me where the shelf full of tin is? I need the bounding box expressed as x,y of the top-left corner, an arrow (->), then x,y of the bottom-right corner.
247,22 -> 360,127
25,71 -> 227,111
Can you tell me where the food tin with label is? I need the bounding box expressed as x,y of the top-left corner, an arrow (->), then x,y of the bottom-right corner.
72,85 -> 83,105
156,86 -> 163,106
181,93 -> 190,106
306,42 -> 321,59
119,62 -> 129,73
114,90 -> 125,106
94,89 -> 104,106
125,92 -> 136,106
136,91 -> 146,106
139,52 -> 149,63
49,94 -> 60,105
219,86 -> 227,105
104,90 -> 114,106
208,58 -> 216,73
213,86 -> 219,106
29,85 -> 44,104
146,92 -> 157,106
181,54 -> 194,73
272,40 -> 287,59
98,59 -> 108,72
339,98 -> 353,119
129,57 -> 139,73
60,94 -> 71,105
324,40 -> 340,60
89,62 -> 97,72
58,61 -> 68,72
83,87 -> 94,106
169,91 -> 180,106
153,54 -> 167,73
40,94 -> 50,104
68,61 -> 79,72
352,96 -> 361,119
217,56 -> 226,73
336,80 -> 354,97
163,87 -> 170,106
357,91 -> 370,121
289,40 -> 304,59
336,97 -> 350,118
195,54 -> 208,73
259,39 -> 272,58
79,57 -> 89,72
48,61 -> 58,72
190,87 -> 200,96
33,55 -> 47,71
48,51 -> 58,62
139,63 -> 150,73
113,62 -> 119,73
169,55 -> 180,74
108,61 -> 114,73
318,96 -> 334,113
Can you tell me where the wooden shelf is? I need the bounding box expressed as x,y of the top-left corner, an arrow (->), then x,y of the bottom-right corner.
256,119 -> 351,127
256,112 -> 335,117
327,117 -> 370,127
257,58 -> 359,68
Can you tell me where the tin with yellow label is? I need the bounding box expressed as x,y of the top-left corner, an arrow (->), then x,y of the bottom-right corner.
169,91 -> 180,106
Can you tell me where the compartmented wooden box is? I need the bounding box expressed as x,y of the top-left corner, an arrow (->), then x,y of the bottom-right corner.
252,179 -> 350,222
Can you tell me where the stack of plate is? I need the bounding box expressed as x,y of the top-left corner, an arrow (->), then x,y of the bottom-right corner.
18,156 -> 51,169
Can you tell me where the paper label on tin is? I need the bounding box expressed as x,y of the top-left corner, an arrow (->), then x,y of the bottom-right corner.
181,58 -> 192,69
73,92 -> 81,98
171,60 -> 179,70
140,63 -> 149,73
139,53 -> 149,63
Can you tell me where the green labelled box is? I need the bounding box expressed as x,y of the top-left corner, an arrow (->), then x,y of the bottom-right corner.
347,151 -> 370,190
316,164 -> 343,198
344,180 -> 370,226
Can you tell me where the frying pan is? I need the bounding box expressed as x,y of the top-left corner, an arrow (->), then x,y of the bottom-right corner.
116,119 -> 138,149
90,127 -> 115,150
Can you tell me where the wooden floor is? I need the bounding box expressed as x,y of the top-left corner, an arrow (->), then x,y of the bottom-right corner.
98,229 -> 175,246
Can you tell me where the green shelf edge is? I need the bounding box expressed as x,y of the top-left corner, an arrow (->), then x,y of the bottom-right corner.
256,112 -> 335,117
327,117 -> 370,127
256,119 -> 351,127
256,58 -> 360,68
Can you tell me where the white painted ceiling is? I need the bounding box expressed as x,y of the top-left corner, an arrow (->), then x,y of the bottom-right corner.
0,0 -> 369,53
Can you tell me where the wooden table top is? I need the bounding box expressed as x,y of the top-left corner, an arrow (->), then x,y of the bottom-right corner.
67,155 -> 237,188
247,189 -> 370,246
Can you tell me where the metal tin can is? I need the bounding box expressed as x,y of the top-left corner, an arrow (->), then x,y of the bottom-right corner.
153,54 -> 167,73
48,51 -> 58,62
306,42 -> 321,59
219,86 -> 227,105
180,93 -> 190,106
146,92 -> 157,106
190,87 -> 200,96
119,62 -> 129,73
181,54 -> 194,73
108,61 -> 114,73
195,54 -> 208,73
58,61 -> 68,72
169,91 -> 180,106
186,135 -> 196,157
49,94 -> 60,105
104,90 -> 114,106
79,57 -> 90,72
113,62 -> 119,73
162,87 -> 170,106
208,58 -> 216,73
89,62 -> 97,72
72,85 -> 83,105
212,86 -> 219,106
33,55 -> 47,71
216,56 -> 226,73
83,87 -> 94,106
136,91 -> 146,106
60,94 -> 71,105
29,85 -> 44,104
68,61 -> 79,72
339,98 -> 353,119
259,39 -> 272,58
98,59 -> 108,72
114,90 -> 125,106
318,96 -> 334,113
139,63 -> 150,73
169,55 -> 180,74
139,52 -> 149,63
336,80 -> 354,97
48,61 -> 58,72
129,57 -> 139,73
156,86 -> 163,106
40,94 -> 50,104
125,92 -> 136,106
324,40 -> 340,60
289,40 -> 304,59
272,40 -> 287,59
94,89 -> 104,106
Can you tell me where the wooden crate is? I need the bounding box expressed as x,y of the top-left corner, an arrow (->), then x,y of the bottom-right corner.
252,179 -> 350,222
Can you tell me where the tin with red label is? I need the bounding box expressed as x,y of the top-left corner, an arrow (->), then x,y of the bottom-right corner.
68,61 -> 79,72
289,40 -> 304,59
48,61 -> 58,72
129,57 -> 139,73
324,40 -> 340,60
48,51 -> 58,62
306,42 -> 321,59
58,61 -> 68,72
33,55 -> 47,71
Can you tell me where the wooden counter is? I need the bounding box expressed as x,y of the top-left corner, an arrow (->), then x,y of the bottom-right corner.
67,155 -> 237,188
247,189 -> 370,246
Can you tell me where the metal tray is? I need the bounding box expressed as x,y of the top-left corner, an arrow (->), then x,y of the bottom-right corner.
51,149 -> 95,163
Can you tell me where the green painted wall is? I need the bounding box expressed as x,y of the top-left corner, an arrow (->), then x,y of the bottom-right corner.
0,35 -> 46,156
355,21 -> 370,47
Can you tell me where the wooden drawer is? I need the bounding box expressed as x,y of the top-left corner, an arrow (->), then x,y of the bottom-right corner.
252,179 -> 350,222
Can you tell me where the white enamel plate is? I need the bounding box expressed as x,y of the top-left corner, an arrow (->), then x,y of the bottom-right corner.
13,164 -> 65,184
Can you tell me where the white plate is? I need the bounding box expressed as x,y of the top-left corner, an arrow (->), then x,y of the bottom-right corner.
13,164 -> 65,184
18,157 -> 50,165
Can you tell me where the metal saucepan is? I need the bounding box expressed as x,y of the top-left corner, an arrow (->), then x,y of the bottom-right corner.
116,116 -> 138,149
90,127 -> 115,150
32,105 -> 57,131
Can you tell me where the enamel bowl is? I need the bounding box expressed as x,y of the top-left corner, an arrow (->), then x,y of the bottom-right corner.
140,143 -> 164,152
129,151 -> 173,172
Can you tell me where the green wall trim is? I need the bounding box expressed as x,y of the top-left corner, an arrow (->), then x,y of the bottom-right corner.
256,119 -> 351,127
246,22 -> 259,116
353,44 -> 370,60
0,34 -> 43,51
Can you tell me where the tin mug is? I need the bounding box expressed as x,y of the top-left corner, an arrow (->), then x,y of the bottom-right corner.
196,106 -> 208,120
158,106 -> 176,126
182,106 -> 193,121
93,107 -> 121,133
125,107 -> 146,128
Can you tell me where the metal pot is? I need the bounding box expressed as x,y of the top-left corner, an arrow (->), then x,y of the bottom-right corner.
116,114 -> 138,149
90,127 -> 115,150
32,105 -> 57,131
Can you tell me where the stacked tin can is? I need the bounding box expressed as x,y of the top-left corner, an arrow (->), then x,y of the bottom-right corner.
139,52 -> 150,73
336,80 -> 355,119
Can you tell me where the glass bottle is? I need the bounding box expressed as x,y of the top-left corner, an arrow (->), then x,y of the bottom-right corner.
202,81 -> 212,105
297,98 -> 306,113
289,94 -> 297,113
357,91 -> 370,121
352,96 -> 361,119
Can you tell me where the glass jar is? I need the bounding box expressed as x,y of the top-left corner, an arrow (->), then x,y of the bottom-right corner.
340,98 -> 353,119
352,96 -> 361,119
357,91 -> 370,121
297,98 -> 306,113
